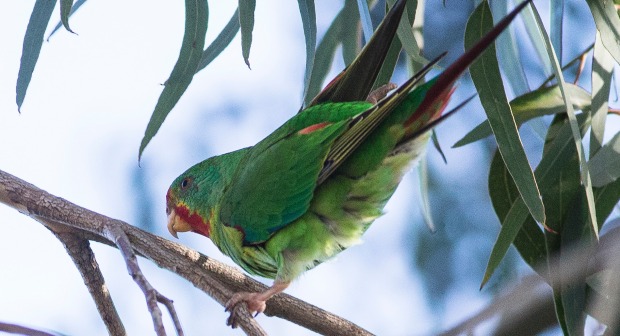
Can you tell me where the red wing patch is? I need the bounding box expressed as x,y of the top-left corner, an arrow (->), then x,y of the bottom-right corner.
298,122 -> 331,135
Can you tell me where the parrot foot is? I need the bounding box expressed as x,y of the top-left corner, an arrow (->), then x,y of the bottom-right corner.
366,82 -> 397,104
225,281 -> 290,328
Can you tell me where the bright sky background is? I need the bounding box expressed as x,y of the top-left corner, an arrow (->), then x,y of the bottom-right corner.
1,0 -> 610,335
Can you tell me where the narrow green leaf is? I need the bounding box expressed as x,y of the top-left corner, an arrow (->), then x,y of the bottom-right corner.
589,132 -> 620,187
489,0 -> 529,95
586,0 -> 620,65
386,0 -> 427,67
530,2 -> 598,238
139,0 -> 208,160
372,25 -> 402,89
430,130 -> 447,164
238,0 -> 255,68
482,113 -> 591,287
593,176 -> 620,227
297,0 -> 317,102
417,155 -> 436,232
539,114 -> 585,336
196,9 -> 240,72
550,0 -> 563,61
356,0 -> 373,42
541,115 -> 581,235
488,150 -> 547,277
341,0 -> 359,67
302,4 -> 347,105
17,0 -> 58,112
47,0 -> 87,40
60,0 -> 75,33
521,6 -> 553,77
453,83 -> 591,147
408,0 -> 424,73
482,191 -> 530,287
590,32 -> 615,156
559,189 -> 596,335
466,2 -> 545,225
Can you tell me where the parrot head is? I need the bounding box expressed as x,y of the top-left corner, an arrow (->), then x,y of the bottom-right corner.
166,159 -> 221,239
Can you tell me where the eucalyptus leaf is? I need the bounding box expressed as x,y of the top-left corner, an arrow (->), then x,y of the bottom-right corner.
302,4 -> 347,106
60,0 -> 75,33
586,0 -> 620,65
239,0 -> 256,67
521,6 -> 552,77
17,0 -> 58,112
356,0 -> 373,43
590,32 -> 615,156
196,9 -> 240,72
139,0 -> 208,160
541,114 -> 585,336
550,0 -> 563,61
559,189 -> 596,335
529,2 -> 598,238
417,155 -> 436,232
490,0 -> 529,95
482,113 -> 590,288
341,0 -> 359,67
466,1 -> 545,225
387,0 -> 426,66
453,83 -> 592,147
48,0 -> 87,40
297,0 -> 317,101
488,150 -> 547,278
589,132 -> 620,187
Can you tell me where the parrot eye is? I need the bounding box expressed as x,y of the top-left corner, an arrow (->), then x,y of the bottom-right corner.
180,177 -> 192,190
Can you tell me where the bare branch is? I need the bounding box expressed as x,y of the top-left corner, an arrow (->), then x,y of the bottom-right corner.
43,220 -> 126,335
0,169 -> 371,335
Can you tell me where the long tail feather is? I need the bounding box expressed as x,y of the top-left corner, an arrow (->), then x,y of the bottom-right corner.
400,95 -> 477,147
407,0 -> 533,127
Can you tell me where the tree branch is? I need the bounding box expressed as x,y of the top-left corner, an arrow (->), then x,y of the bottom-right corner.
44,220 -> 126,335
0,169 -> 371,335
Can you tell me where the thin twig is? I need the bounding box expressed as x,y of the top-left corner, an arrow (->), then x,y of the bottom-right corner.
537,43 -> 594,89
103,223 -> 178,336
0,322 -> 59,336
573,53 -> 588,84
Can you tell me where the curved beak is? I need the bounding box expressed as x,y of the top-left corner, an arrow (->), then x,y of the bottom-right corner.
167,208 -> 192,238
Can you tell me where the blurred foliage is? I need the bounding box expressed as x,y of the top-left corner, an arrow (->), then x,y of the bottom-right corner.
15,0 -> 620,333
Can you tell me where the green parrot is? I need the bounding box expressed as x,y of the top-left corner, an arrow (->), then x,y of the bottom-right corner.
166,0 -> 532,324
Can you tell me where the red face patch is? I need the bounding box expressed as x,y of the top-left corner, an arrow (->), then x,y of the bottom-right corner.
174,205 -> 211,237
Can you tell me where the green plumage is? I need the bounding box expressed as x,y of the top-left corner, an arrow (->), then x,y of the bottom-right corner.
169,86 -> 432,281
